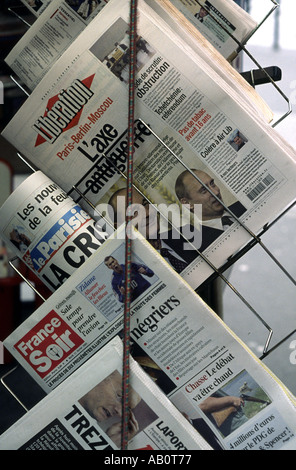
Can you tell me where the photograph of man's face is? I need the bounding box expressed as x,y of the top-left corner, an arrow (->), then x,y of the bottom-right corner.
176,170 -> 224,221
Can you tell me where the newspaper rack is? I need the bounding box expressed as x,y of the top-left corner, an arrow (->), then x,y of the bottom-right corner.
1,0 -> 296,443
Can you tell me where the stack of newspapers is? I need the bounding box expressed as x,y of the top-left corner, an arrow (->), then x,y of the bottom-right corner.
20,0 -> 257,61
1,0 -> 296,451
1,226 -> 296,450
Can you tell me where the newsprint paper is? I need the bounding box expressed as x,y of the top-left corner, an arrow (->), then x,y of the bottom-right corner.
20,0 -> 110,19
11,0 -> 256,91
2,0 -> 296,292
3,228 -> 296,450
0,171 -> 112,291
0,336 -> 212,450
12,0 -> 111,91
150,0 -> 257,60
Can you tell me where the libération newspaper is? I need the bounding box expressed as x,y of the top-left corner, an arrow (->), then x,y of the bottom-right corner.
2,0 -> 296,292
0,336 -> 212,450
0,171 -> 112,291
3,228 -> 296,450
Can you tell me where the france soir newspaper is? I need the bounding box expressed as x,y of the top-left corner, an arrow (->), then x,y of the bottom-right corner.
3,228 -> 296,450
0,336 -> 212,450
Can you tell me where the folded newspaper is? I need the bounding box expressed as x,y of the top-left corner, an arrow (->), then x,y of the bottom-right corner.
3,227 -> 296,450
146,0 -> 272,122
2,0 -> 296,292
12,0 -> 111,91
0,336 -> 212,450
19,0 -> 257,64
0,171 -> 112,291
9,0 -> 270,125
149,0 -> 257,61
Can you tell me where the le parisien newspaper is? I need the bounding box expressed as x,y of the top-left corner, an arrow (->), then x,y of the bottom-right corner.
2,0 -> 296,293
0,171 -> 113,291
16,0 -> 256,92
0,336 -> 211,451
3,227 -> 296,450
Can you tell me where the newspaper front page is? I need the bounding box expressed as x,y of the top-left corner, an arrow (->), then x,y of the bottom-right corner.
0,336 -> 212,450
9,0 -> 111,91
3,228 -> 296,450
2,0 -> 296,292
0,171 -> 112,291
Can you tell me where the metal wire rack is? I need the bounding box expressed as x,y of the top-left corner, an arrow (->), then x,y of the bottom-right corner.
0,0 -> 295,439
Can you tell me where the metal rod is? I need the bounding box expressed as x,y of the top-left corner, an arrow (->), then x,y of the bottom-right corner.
7,7 -> 32,28
243,0 -> 279,44
9,76 -> 30,97
71,184 -> 115,233
9,257 -> 46,302
260,329 -> 296,361
121,0 -> 138,450
16,153 -> 35,172
1,366 -> 29,412
261,200 -> 296,233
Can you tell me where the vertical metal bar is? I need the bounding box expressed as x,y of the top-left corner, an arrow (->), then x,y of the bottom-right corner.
121,0 -> 138,451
